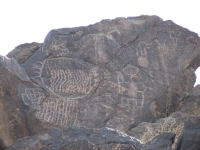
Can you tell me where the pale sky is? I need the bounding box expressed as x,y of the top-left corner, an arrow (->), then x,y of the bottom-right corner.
0,0 -> 199,86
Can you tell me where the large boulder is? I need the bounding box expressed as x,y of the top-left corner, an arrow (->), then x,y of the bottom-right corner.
6,126 -> 142,150
21,15 -> 199,132
0,15 -> 199,148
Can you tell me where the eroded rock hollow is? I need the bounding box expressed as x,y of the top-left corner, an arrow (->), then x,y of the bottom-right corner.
0,15 -> 199,150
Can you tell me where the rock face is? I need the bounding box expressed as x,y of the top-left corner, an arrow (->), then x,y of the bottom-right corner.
0,15 -> 199,149
21,15 -> 199,131
6,126 -> 142,150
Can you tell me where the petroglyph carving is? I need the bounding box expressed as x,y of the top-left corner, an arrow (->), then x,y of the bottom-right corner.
157,45 -> 170,84
136,42 -> 151,56
22,88 -> 46,108
35,98 -> 78,127
169,31 -> 181,46
29,58 -> 101,99
117,68 -> 145,110
39,59 -> 100,98
123,65 -> 138,77
157,45 -> 169,55
50,69 -> 96,95
136,42 -> 152,68
94,36 -> 109,64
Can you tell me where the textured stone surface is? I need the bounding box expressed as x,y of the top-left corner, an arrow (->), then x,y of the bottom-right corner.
6,126 -> 142,150
179,85 -> 200,116
0,56 -> 30,149
0,56 -> 47,149
176,116 -> 200,150
0,15 -> 199,148
127,112 -> 188,150
142,132 -> 175,150
20,15 -> 198,132
7,42 -> 41,64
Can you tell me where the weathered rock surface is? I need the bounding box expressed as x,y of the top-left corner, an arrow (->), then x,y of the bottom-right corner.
127,112 -> 187,150
0,56 -> 46,149
142,132 -> 175,150
6,42 -> 41,64
176,116 -> 200,150
179,85 -> 200,116
6,126 -> 142,150
0,56 -> 29,149
21,15 -> 198,131
0,15 -> 200,149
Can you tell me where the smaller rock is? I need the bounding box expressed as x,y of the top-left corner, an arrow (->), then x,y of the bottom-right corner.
179,85 -> 200,116
176,116 -> 200,150
7,42 -> 41,64
142,132 -> 176,150
0,56 -> 30,81
127,112 -> 187,150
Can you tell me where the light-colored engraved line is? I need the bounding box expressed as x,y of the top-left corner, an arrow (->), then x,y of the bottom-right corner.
169,31 -> 181,46
51,100 -> 55,123
58,101 -> 62,125
76,70 -> 82,89
52,69 -> 60,92
157,45 -> 170,85
48,100 -> 52,123
78,70 -> 86,93
81,70 -> 89,94
43,101 -> 48,122
63,100 -> 69,126
65,70 -> 73,93
62,70 -> 71,93
55,70 -> 63,93
59,70 -> 67,93
136,42 -> 152,57
67,101 -> 72,125
45,101 -> 50,122
51,101 -> 55,124
66,70 -> 74,94
71,72 -> 77,93
66,100 -> 71,125
76,70 -> 82,91
66,71 -> 74,94
59,70 -> 66,93
73,71 -> 80,94
55,100 -> 59,125
52,69 -> 60,93
60,103 -> 65,126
